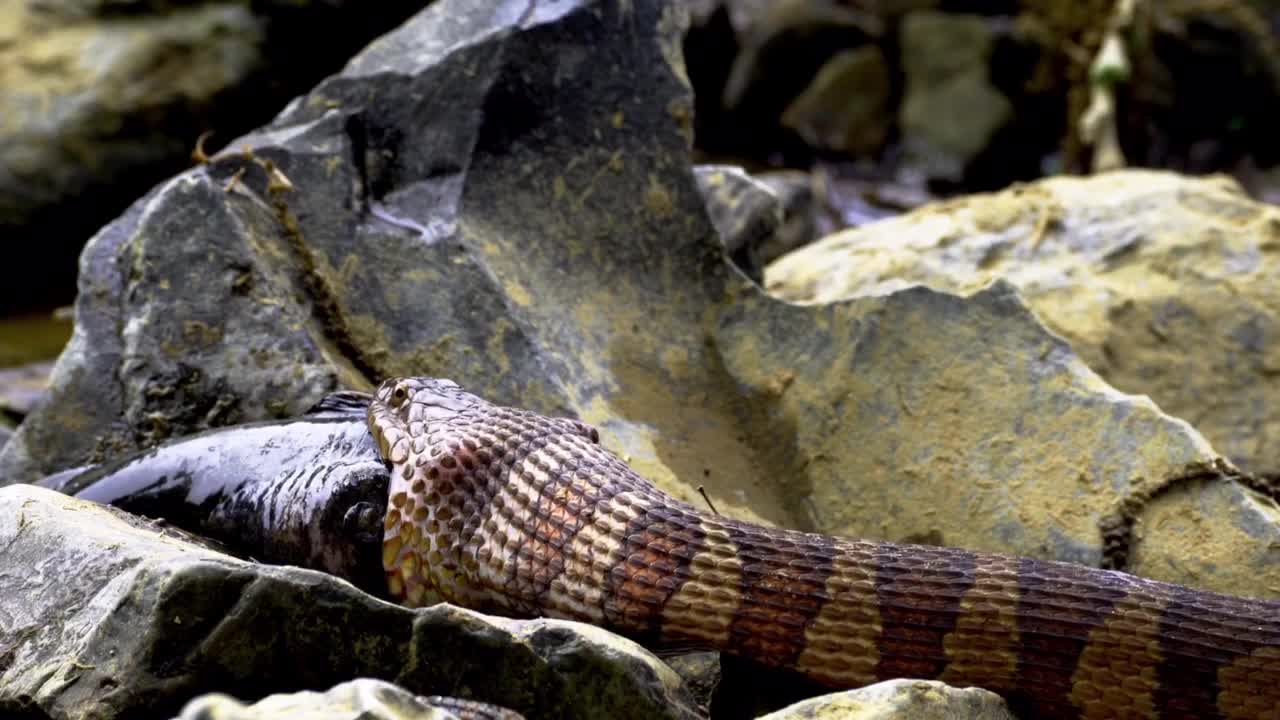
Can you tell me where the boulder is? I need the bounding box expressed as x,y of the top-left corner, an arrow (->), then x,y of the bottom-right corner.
766,169 -> 1280,594
173,678 -> 477,720
0,0 -> 426,313
898,12 -> 1012,181
0,485 -> 701,720
781,46 -> 893,156
694,164 -> 783,283
757,679 -> 1014,720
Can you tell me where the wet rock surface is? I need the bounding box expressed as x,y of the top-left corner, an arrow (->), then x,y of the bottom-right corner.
0,485 -> 701,720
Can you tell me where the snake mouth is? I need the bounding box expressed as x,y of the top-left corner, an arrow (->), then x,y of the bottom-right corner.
369,377 -> 470,608
378,449 -> 422,605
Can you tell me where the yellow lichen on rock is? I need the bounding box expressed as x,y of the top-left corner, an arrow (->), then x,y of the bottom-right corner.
768,170 -> 1280,477
765,169 -> 1280,593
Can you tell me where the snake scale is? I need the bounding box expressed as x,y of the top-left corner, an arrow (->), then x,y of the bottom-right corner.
368,377 -> 1280,720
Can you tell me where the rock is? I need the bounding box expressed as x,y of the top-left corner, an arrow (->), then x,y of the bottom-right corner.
410,605 -> 700,720
695,164 -> 783,282
3,0 -> 1267,599
0,360 -> 56,422
753,170 -> 824,263
1128,471 -> 1280,598
781,46 -> 893,156
747,170 -> 934,264
757,679 -> 1015,720
0,0 -> 425,313
898,12 -> 1013,181
662,652 -> 721,717
765,169 -> 1280,595
0,357 -> 53,455
719,0 -> 880,154
0,485 -> 702,720
0,0 -> 713,509
174,679 -> 473,720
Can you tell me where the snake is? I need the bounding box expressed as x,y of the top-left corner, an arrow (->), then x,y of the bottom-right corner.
368,376 -> 1280,720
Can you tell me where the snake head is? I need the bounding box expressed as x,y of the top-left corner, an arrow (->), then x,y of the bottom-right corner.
369,376 -> 494,607
369,377 -> 480,462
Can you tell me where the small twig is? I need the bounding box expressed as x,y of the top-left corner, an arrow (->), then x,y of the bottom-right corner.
191,130 -> 215,165
1028,202 -> 1054,250
696,485 -> 720,516
222,167 -> 246,193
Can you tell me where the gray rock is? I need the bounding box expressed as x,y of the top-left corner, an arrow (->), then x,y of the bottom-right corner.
0,0 -> 697,490
898,12 -> 1012,181
662,652 -> 721,717
694,164 -> 784,282
173,679 -> 469,720
757,679 -> 1015,720
781,46 -> 893,156
0,485 -> 702,720
753,170 -> 824,263
0,2 -> 261,230
0,360 -> 56,420
701,167 -> 834,266
721,0 -> 881,126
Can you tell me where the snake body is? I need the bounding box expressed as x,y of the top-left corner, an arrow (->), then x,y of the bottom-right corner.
369,377 -> 1280,720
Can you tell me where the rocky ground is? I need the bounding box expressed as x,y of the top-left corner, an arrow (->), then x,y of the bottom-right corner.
1,1 -> 1278,719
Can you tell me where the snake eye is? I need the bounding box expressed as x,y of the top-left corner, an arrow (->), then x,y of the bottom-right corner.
391,384 -> 408,406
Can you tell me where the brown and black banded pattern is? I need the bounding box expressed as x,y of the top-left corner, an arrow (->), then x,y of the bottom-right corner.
369,377 -> 1280,720
723,523 -> 837,667
873,544 -> 976,681
605,503 -> 706,636
1011,555 -> 1126,718
1154,582 -> 1231,718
